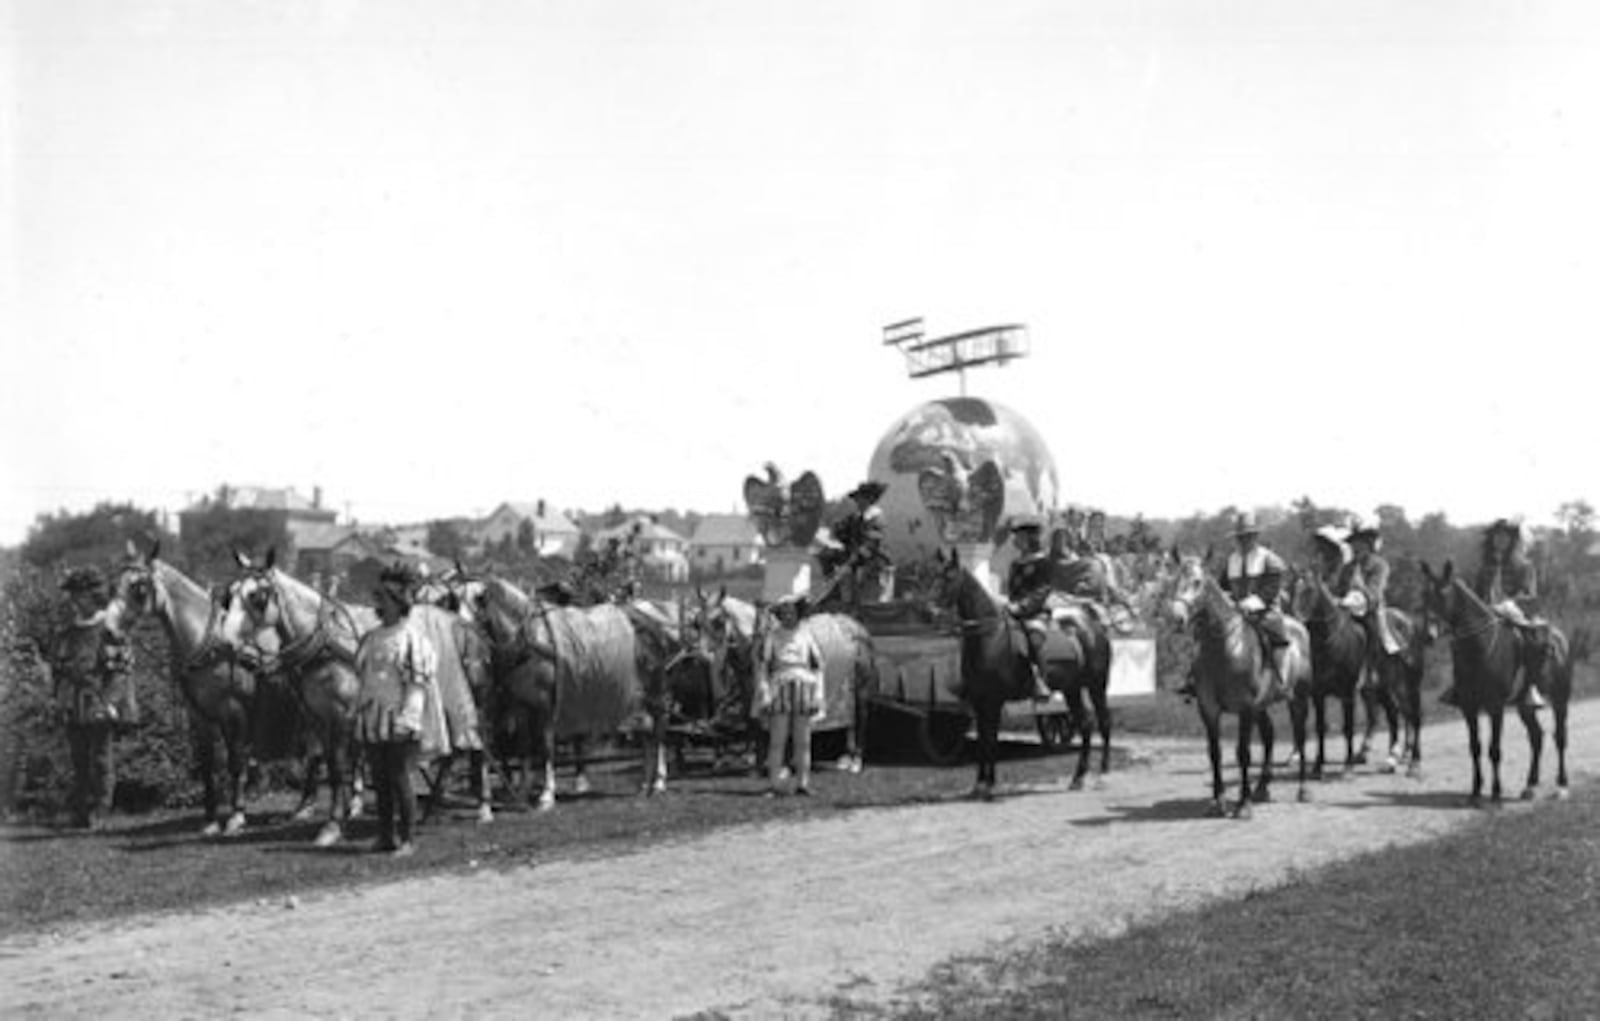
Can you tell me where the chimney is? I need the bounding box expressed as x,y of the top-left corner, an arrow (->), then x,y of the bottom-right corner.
536,498 -> 546,518
313,485 -> 323,510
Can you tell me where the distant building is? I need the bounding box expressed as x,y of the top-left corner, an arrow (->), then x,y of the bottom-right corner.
178,484 -> 339,574
597,516 -> 690,583
688,514 -> 765,574
478,500 -> 581,557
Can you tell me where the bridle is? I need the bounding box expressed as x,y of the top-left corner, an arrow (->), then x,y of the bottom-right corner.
233,568 -> 360,675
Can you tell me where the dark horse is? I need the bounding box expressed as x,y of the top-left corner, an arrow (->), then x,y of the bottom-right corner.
1289,569 -> 1367,787
1359,606 -> 1432,778
1167,554 -> 1311,814
1419,560 -> 1573,803
930,550 -> 1113,798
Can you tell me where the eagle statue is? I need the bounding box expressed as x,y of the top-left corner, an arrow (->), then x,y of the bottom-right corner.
743,463 -> 825,548
917,452 -> 1006,544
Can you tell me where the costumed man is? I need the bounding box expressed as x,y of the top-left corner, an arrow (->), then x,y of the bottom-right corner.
1180,513 -> 1292,700
1004,515 -> 1061,701
1439,518 -> 1549,709
1335,517 -> 1400,695
754,594 -> 827,796
352,563 -> 441,857
47,567 -> 137,829
822,481 -> 892,606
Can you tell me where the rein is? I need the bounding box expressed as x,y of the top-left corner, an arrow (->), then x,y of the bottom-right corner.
245,573 -> 361,676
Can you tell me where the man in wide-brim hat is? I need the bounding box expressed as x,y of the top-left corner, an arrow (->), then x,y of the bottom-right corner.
1335,516 -> 1399,689
1004,513 -> 1058,701
1206,511 -> 1293,698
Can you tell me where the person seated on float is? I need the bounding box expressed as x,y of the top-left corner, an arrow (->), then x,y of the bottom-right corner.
1438,517 -> 1549,710
1177,512 -> 1291,700
1050,521 -> 1136,631
822,480 -> 892,603
1003,515 -> 1058,701
1335,517 -> 1401,694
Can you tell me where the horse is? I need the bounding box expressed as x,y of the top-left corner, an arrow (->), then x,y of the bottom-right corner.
1166,554 -> 1311,814
1358,606 -> 1431,778
1287,568 -> 1367,784
697,590 -> 877,776
1418,560 -> 1571,803
465,575 -> 679,807
928,549 -> 1112,798
104,541 -> 286,836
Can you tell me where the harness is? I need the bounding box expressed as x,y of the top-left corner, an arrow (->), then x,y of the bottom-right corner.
242,572 -> 362,678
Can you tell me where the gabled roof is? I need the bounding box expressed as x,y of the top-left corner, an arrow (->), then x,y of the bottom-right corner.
289,522 -> 355,551
690,514 -> 762,547
597,517 -> 686,544
485,501 -> 580,533
188,485 -> 331,515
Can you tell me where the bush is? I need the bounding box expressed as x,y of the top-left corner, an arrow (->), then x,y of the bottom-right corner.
0,567 -> 200,818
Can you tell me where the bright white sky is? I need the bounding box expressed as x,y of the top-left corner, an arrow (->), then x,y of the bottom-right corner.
5,1 -> 1597,545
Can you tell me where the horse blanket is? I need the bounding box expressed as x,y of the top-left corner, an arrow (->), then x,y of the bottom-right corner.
794,614 -> 872,732
537,603 -> 648,740
409,605 -> 487,758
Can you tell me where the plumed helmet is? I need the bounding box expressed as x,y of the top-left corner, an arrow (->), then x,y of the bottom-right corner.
847,480 -> 888,506
375,562 -> 420,607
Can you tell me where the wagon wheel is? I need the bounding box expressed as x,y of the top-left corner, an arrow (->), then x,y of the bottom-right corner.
917,711 -> 969,766
1035,712 -> 1072,753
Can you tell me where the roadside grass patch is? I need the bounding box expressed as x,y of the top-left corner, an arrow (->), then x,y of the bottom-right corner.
832,782 -> 1600,1019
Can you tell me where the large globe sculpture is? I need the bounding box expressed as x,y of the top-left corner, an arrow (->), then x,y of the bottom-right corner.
866,396 -> 1060,566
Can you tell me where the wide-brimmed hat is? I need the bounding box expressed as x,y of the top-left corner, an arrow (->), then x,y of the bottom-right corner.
1485,517 -> 1522,543
1312,524 -> 1349,549
847,480 -> 888,505
60,566 -> 106,596
1232,511 -> 1262,537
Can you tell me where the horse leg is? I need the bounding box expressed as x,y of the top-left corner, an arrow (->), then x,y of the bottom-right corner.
1518,702 -> 1544,800
1252,709 -> 1275,804
1312,695 -> 1328,781
472,750 -> 493,823
1204,712 -> 1227,817
313,726 -> 348,847
535,724 -> 558,811
292,751 -> 324,821
1233,710 -> 1255,819
1554,699 -> 1570,798
1340,693 -> 1357,775
1405,669 -> 1424,778
222,722 -> 248,836
1488,706 -> 1505,803
419,756 -> 450,824
1290,695 -> 1310,802
1092,682 -> 1113,780
1356,683 -> 1376,765
1464,709 -> 1484,806
572,735 -> 593,796
1067,685 -> 1092,791
195,728 -> 223,836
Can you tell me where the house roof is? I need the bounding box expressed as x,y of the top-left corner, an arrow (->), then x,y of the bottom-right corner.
690,514 -> 762,548
487,502 -> 580,533
289,522 -> 355,551
597,517 -> 686,544
187,486 -> 332,515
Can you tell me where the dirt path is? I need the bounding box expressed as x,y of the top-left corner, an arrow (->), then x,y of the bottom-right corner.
5,702 -> 1599,1019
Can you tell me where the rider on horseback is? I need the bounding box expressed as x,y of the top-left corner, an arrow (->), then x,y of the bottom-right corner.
1174,512 -> 1291,700
1004,515 -> 1059,702
1335,517 -> 1400,695
1439,518 -> 1549,710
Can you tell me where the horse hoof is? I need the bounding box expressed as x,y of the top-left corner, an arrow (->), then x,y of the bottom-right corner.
313,823 -> 341,848
1233,802 -> 1253,821
290,804 -> 317,823
1209,799 -> 1229,818
201,820 -> 222,838
1352,751 -> 1369,766
535,793 -> 556,812
1520,787 -> 1537,802
1406,763 -> 1423,780
476,803 -> 494,825
348,796 -> 365,818
1556,786 -> 1571,801
574,776 -> 592,796
1068,776 -> 1085,792
1380,757 -> 1398,775
846,757 -> 863,775
223,812 -> 247,837
1296,787 -> 1310,804
1252,788 -> 1272,805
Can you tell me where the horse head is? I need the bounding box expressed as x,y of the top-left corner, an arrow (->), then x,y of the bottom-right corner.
1417,559 -> 1459,627
1164,552 -> 1213,627
105,538 -> 163,638
925,548 -> 993,623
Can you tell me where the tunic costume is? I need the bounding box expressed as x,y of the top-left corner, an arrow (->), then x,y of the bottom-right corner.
50,611 -> 135,826
759,620 -> 826,792
353,621 -> 443,749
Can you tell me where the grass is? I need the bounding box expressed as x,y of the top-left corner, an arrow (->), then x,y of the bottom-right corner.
0,724 -> 1136,938
825,781 -> 1600,1020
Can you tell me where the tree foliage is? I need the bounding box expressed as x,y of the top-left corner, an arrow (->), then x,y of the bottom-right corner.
21,502 -> 173,572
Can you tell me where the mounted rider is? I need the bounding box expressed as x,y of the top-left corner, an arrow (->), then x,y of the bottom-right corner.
1439,518 -> 1549,710
1222,512 -> 1292,695
1334,516 -> 1400,693
1004,514 -> 1061,701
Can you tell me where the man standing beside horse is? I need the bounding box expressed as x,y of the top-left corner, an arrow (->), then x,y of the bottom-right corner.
47,567 -> 138,829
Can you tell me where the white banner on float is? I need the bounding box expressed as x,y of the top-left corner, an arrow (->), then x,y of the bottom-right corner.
1109,638 -> 1157,697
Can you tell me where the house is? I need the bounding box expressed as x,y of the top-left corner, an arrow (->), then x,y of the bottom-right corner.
688,514 -> 765,574
478,500 -> 582,557
178,484 -> 339,573
596,516 -> 691,583
290,522 -> 385,581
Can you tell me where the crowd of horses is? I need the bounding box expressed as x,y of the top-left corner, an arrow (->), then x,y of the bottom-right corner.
97,540 -> 1591,849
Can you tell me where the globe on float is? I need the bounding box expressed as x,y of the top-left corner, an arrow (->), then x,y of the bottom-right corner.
864,396 -> 1059,564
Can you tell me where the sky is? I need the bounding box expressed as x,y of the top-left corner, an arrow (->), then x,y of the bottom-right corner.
5,1 -> 1598,545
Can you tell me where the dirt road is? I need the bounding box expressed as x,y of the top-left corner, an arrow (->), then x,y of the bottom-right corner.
5,702 -> 1598,1019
